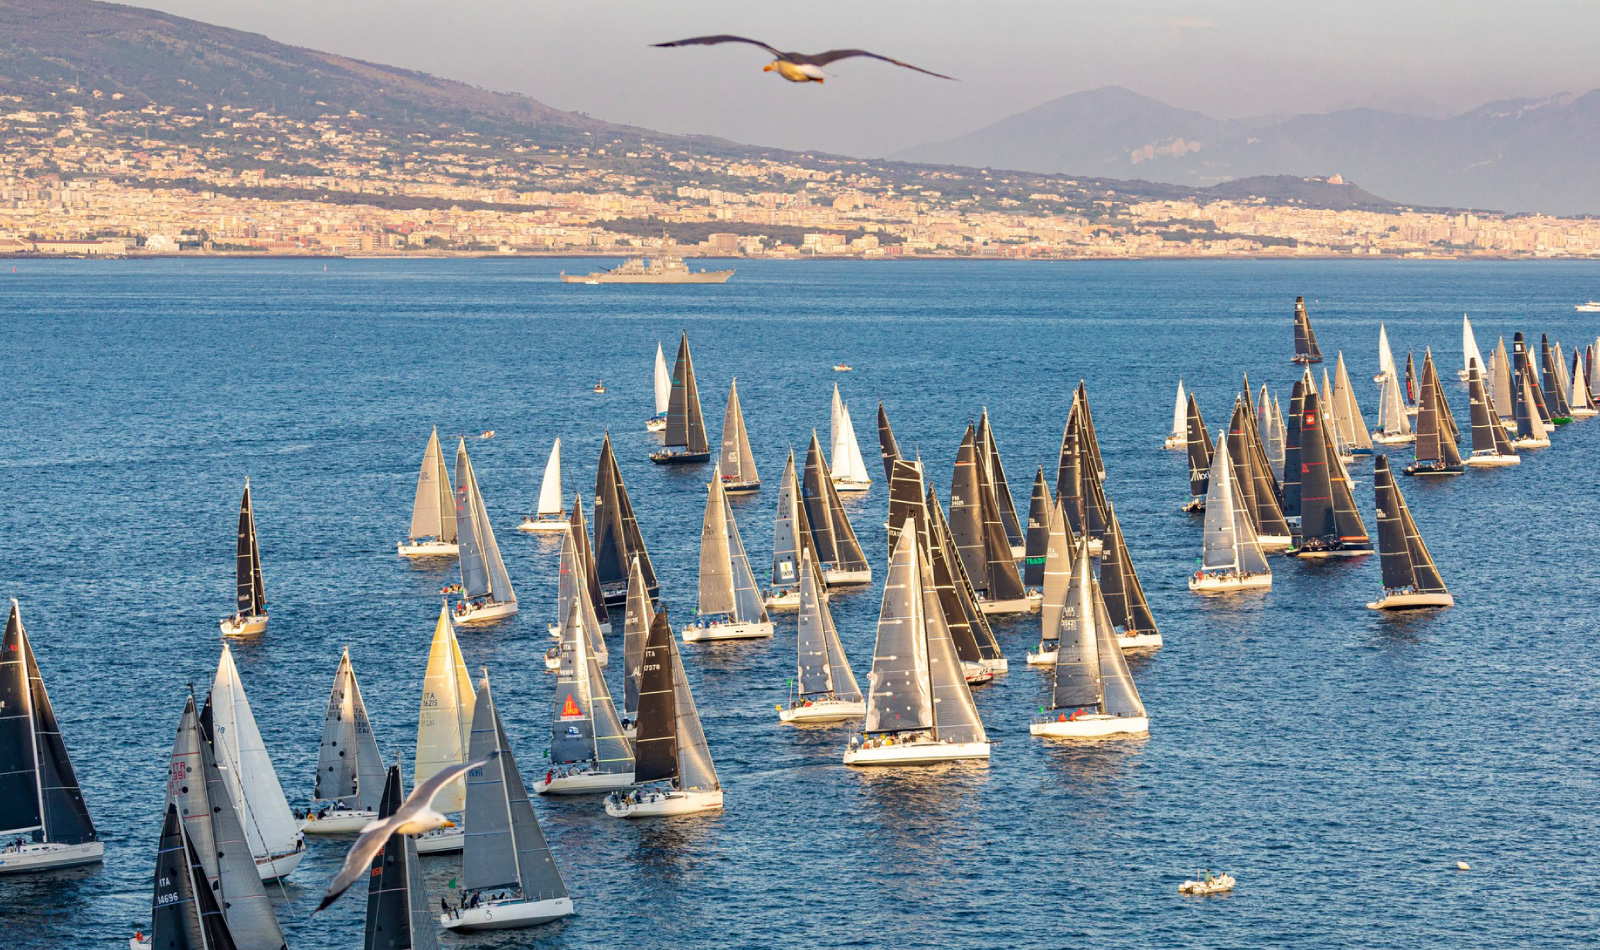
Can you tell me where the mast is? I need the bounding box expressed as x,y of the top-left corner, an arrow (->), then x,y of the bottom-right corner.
621,557 -> 653,721
234,481 -> 265,617
718,379 -> 759,485
876,402 -> 902,483
209,644 -> 297,867
454,440 -> 515,605
363,765 -> 439,950
1022,466 -> 1050,588
416,605 -> 474,815
462,676 -> 568,902
536,438 -> 563,519
1374,457 -> 1449,595
409,427 -> 456,541
664,331 -> 709,454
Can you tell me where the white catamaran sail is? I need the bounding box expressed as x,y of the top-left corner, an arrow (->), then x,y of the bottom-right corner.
400,427 -> 461,556
829,384 -> 872,491
518,438 -> 567,532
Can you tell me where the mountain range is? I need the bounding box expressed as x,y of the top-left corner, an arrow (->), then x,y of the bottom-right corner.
896,85 -> 1600,215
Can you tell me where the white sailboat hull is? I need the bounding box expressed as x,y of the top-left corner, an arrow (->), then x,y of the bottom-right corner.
451,599 -> 518,626
516,516 -> 567,533
719,480 -> 761,495
779,698 -> 866,723
1511,436 -> 1551,449
0,840 -> 103,874
412,826 -> 463,854
682,619 -> 774,642
962,661 -> 995,685
830,477 -> 871,493
1031,713 -> 1149,739
441,896 -> 574,932
1189,572 -> 1272,592
533,768 -> 635,795
301,808 -> 378,834
1465,453 -> 1521,467
822,568 -> 872,586
1163,433 -> 1186,449
1255,535 -> 1292,549
1026,645 -> 1056,668
255,841 -> 306,881
398,539 -> 460,557
844,738 -> 991,767
1569,407 -> 1599,418
219,613 -> 268,637
1372,431 -> 1416,445
763,589 -> 801,610
605,788 -> 723,818
1117,631 -> 1163,650
977,596 -> 1037,615
1366,591 -> 1455,610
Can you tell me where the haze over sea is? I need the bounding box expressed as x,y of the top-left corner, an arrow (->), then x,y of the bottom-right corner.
1,259 -> 1597,949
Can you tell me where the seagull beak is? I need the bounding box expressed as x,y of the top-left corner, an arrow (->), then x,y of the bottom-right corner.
763,63 -> 774,72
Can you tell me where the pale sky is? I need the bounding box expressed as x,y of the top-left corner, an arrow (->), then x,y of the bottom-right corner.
126,0 -> 1600,158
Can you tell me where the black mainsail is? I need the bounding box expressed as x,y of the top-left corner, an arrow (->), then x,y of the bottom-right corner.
1374,456 -> 1450,598
234,480 -> 266,618
1290,388 -> 1372,556
1098,503 -> 1159,643
876,401 -> 903,484
1292,295 -> 1324,364
1022,465 -> 1050,588
363,765 -> 438,950
1184,392 -> 1213,511
594,434 -> 658,605
976,409 -> 1026,552
801,432 -> 869,579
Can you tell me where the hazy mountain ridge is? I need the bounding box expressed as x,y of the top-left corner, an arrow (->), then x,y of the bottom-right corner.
898,86 -> 1600,214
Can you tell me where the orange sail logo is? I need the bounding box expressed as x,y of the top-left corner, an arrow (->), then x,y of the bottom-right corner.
560,694 -> 583,719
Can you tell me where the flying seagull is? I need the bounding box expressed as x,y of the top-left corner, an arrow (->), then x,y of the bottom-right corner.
313,753 -> 494,914
653,35 -> 954,83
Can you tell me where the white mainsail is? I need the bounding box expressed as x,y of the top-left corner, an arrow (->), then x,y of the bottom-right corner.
653,342 -> 671,416
829,385 -> 871,485
1376,368 -> 1412,437
1377,324 -> 1397,379
1170,380 -> 1186,440
1200,434 -> 1271,578
415,604 -> 475,815
1462,314 -> 1486,378
1333,353 -> 1374,451
209,644 -> 300,870
454,438 -> 516,605
536,438 -> 563,519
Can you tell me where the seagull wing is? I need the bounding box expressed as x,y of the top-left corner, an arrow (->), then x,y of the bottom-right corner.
800,49 -> 955,79
314,753 -> 496,913
652,35 -> 784,58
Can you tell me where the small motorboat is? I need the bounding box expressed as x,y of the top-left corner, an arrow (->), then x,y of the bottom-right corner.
479,430 -> 495,439
593,380 -> 606,393
1575,301 -> 1600,312
833,364 -> 852,372
1179,871 -> 1235,895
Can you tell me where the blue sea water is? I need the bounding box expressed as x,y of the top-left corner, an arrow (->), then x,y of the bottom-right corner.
0,257 -> 1597,949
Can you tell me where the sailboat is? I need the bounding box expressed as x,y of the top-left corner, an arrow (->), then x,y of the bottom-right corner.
1570,350 -> 1598,418
1540,334 -> 1574,424
304,648 -> 386,834
829,384 -> 873,491
619,557 -> 652,738
1460,314 -> 1486,381
1183,393 -> 1213,513
1491,336 -> 1516,427
802,432 -> 872,585
516,438 -> 568,532
533,596 -> 635,793
1376,323 -> 1397,383
1099,502 -> 1163,649
399,427 -> 461,555
779,550 -> 866,723
1022,465 -> 1050,596
593,433 -> 659,607
1372,365 -> 1415,445
1055,401 -> 1106,555
1404,351 -> 1420,414
1226,396 -> 1291,548
764,450 -> 814,609
1031,535 -> 1150,740
559,492 -> 611,635
1164,380 -> 1187,448
683,467 -> 774,641
442,674 -> 574,931
646,342 -> 670,432
1511,350 -> 1553,449
1258,385 -> 1289,478
1331,353 -> 1374,456
362,765 -> 439,950
1514,333 -> 1555,429
845,518 -> 990,766
167,695 -> 288,950
949,423 -> 1031,614
544,524 -> 610,664
413,604 -> 475,855
605,613 -> 725,817
1464,365 -> 1520,467
650,331 -> 712,464
1368,457 -> 1454,610
1289,388 -> 1373,557
1026,497 -> 1074,667
220,479 -> 268,636
0,600 -> 102,873
205,645 -> 305,880
451,438 -> 518,625
1404,351 -> 1464,476
716,379 -> 760,492
977,409 -> 1027,558
132,803 -> 239,950
1189,434 -> 1272,592
877,402 -> 903,482
1291,295 -> 1324,364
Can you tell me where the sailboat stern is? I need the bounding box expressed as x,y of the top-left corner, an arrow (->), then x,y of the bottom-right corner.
1030,713 -> 1149,740
681,618 -> 774,642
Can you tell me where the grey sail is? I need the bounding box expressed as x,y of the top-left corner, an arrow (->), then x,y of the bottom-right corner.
1093,580 -> 1147,718
363,765 -> 438,950
1375,457 -> 1450,596
1293,389 -> 1371,552
349,659 -> 388,812
316,649 -> 384,811
1542,334 -> 1573,417
976,435 -> 1026,601
797,550 -> 863,702
234,481 -> 265,616
876,402 -> 903,483
549,609 -> 598,766
1491,337 -> 1514,420
1050,536 -> 1102,710
557,527 -> 607,664
886,456 -> 929,563
464,677 -> 569,902
172,697 -> 285,950
800,432 -> 868,573
408,427 -> 457,543
1099,502 -> 1159,639
863,522 -> 934,735
150,801 -> 238,950
665,331 -> 710,454
1076,381 -> 1107,481
1467,367 -> 1516,457
725,490 -> 768,623
893,467 -> 981,667
453,440 -> 514,604
976,410 -> 1026,551
1414,354 -> 1443,464
770,451 -> 821,592
718,378 -> 759,485
621,556 -> 653,720
1022,465 -> 1050,588
1229,399 -> 1289,537
587,638 -> 634,775
921,547 -> 988,745
1282,378 -> 1306,520
698,473 -> 737,617
947,424 -> 987,588
1039,498 -> 1073,643
1293,295 -> 1323,362
927,484 -> 1004,663
670,635 -> 719,792
1202,434 -> 1271,575
568,495 -> 608,628
594,434 -> 659,602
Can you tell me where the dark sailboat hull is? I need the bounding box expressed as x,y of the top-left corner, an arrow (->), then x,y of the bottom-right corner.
649,450 -> 711,465
1402,462 -> 1464,476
